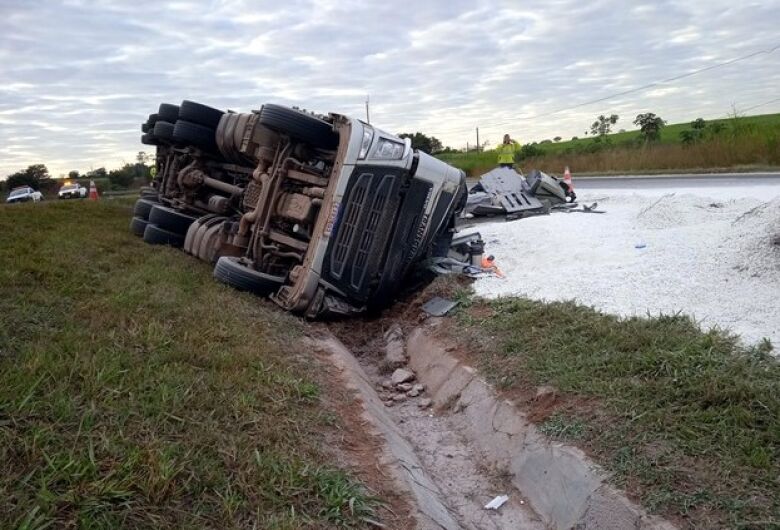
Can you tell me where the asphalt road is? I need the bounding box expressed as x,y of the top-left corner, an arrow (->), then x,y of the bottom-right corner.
571,172 -> 780,191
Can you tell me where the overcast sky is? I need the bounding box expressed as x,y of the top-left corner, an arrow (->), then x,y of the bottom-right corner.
1,0 -> 779,177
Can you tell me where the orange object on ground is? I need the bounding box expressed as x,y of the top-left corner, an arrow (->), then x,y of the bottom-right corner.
88,180 -> 99,201
481,255 -> 505,278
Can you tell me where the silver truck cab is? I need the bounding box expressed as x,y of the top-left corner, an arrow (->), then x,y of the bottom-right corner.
273,116 -> 466,316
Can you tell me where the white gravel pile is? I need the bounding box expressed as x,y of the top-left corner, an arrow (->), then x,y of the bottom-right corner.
471,187 -> 780,348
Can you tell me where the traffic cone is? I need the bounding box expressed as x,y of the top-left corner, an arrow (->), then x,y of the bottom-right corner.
88,180 -> 99,201
563,166 -> 574,190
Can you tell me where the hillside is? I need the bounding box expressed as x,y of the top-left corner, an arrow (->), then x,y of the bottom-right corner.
438,112 -> 780,176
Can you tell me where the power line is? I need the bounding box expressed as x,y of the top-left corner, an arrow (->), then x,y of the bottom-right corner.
738,97 -> 780,114
425,43 -> 780,137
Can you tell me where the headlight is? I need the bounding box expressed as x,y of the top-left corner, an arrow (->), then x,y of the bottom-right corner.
358,127 -> 374,159
374,138 -> 405,159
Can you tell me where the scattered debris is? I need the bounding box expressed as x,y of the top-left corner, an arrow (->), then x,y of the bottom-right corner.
397,383 -> 414,392
464,167 -> 576,219
534,385 -> 557,400
422,296 -> 460,317
391,368 -> 415,386
635,242 -> 647,249
484,495 -> 509,510
418,398 -> 433,409
383,324 -> 406,369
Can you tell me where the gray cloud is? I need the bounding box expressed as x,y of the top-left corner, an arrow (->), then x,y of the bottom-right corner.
1,0 -> 779,176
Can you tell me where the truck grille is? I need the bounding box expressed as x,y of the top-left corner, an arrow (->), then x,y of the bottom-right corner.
330,173 -> 369,278
351,175 -> 392,288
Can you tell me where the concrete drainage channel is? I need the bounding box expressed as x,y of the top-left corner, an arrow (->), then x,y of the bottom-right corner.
312,319 -> 677,530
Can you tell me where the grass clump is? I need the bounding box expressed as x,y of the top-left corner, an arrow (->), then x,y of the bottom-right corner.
0,200 -> 375,528
457,296 -> 779,528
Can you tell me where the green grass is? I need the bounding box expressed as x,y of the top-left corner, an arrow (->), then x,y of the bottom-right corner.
438,112 -> 780,176
0,200 -> 376,528
452,295 -> 779,529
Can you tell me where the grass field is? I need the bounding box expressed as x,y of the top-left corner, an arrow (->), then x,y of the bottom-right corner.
0,200 -> 376,528
445,289 -> 779,529
438,112 -> 780,176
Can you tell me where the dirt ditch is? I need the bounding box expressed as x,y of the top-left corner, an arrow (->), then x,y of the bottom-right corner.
312,288 -> 675,530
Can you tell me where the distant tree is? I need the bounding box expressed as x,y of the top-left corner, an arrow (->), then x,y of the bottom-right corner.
86,167 -> 107,179
708,122 -> 726,135
518,143 -> 544,160
5,164 -> 50,190
108,164 -> 136,189
68,170 -> 80,179
571,136 -> 579,141
553,136 -> 562,142
618,129 -> 626,133
398,132 -> 443,154
590,114 -> 619,137
691,118 -> 706,130
679,129 -> 697,145
634,113 -> 665,142
540,139 -> 552,144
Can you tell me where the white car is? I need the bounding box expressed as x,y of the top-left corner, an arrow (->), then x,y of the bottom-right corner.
6,186 -> 43,204
58,182 -> 87,199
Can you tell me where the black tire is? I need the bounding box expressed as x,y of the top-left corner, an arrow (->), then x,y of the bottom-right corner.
143,224 -> 185,247
258,104 -> 338,149
148,113 -> 160,125
129,216 -> 149,237
133,198 -> 158,220
148,205 -> 198,234
141,133 -> 159,146
179,100 -> 224,129
140,190 -> 159,201
173,120 -> 218,152
158,103 -> 180,123
142,122 -> 150,133
153,121 -> 175,141
213,257 -> 286,296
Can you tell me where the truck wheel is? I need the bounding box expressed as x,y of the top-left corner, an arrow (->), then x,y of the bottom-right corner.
258,104 -> 338,150
143,224 -> 185,247
184,214 -> 221,254
141,133 -> 159,146
148,205 -> 198,235
133,198 -> 158,220
173,120 -> 218,153
191,216 -> 225,256
213,257 -> 286,296
153,121 -> 175,142
179,100 -> 224,129
129,216 -> 149,237
157,103 -> 180,123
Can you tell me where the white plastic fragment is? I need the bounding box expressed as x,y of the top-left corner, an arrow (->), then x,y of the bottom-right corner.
484,495 -> 509,510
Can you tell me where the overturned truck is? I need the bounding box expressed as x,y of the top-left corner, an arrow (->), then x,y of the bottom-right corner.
132,100 -> 473,317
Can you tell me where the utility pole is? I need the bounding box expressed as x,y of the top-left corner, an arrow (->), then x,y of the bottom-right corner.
365,95 -> 370,124
476,127 -> 480,152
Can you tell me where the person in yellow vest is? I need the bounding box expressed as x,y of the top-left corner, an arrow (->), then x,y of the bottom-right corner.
495,134 -> 521,168
149,165 -> 157,179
